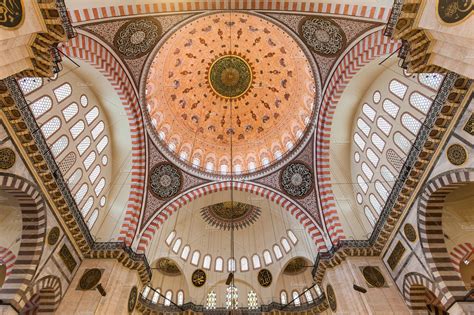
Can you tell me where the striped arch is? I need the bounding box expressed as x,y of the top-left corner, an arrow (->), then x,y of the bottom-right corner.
314,29 -> 400,244
137,182 -> 327,253
0,247 -> 16,278
450,243 -> 474,274
0,173 -> 46,310
402,272 -> 444,312
418,168 -> 474,307
61,33 -> 146,245
21,275 -> 62,314
68,1 -> 391,23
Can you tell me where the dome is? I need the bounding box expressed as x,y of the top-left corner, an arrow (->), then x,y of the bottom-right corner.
143,12 -> 319,178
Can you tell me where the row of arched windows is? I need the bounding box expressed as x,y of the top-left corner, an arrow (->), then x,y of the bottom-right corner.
141,286 -> 185,306
165,230 -> 298,271
280,285 -> 323,306
18,77 -> 111,230
353,68 -> 443,228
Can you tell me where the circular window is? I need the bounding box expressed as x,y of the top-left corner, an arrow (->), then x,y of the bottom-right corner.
100,196 -> 106,207
80,95 -> 88,107
356,193 -> 363,204
354,152 -> 360,162
373,91 -> 381,104
101,155 -> 108,166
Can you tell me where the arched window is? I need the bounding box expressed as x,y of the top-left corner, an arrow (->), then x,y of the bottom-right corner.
409,92 -> 432,114
30,96 -> 52,119
172,238 -> 182,253
292,291 -> 301,306
353,133 -> 366,150
362,104 -> 376,122
228,258 -> 236,272
357,175 -> 368,193
389,79 -> 407,99
375,180 -> 389,201
252,254 -> 261,269
263,250 -> 272,265
165,231 -> 176,245
151,291 -> 159,304
41,116 -> 61,139
177,291 -> 184,306
247,290 -> 258,309
273,244 -> 283,260
87,209 -> 99,229
215,257 -> 223,272
97,136 -> 109,154
141,286 -> 151,299
262,157 -> 270,166
387,149 -> 405,171
205,162 -> 214,171
371,133 -> 385,152
53,83 -> 72,103
84,151 -> 96,170
179,151 -> 188,160
419,73 -> 444,91
180,245 -> 190,260
366,148 -> 379,167
85,107 -> 99,125
274,150 -> 282,159
75,183 -> 88,204
248,161 -> 256,171
304,289 -> 313,303
365,206 -> 376,227
220,164 -> 228,174
80,94 -> 88,107
376,117 -> 392,136
77,136 -> 91,156
381,165 -> 396,185
81,196 -> 94,217
280,291 -> 288,304
94,178 -> 105,196
369,194 -> 383,214
62,102 -> 79,122
191,251 -> 200,266
382,99 -> 400,118
89,165 -> 101,184
285,140 -> 294,150
281,238 -> 291,253
401,113 -> 421,135
91,121 -> 105,140
164,291 -> 173,306
314,284 -> 322,296
67,168 -> 82,189
357,118 -> 370,136
51,135 -> 68,157
18,77 -> 42,95
234,164 -> 242,173
192,157 -> 200,166
70,120 -> 85,139
240,257 -> 249,272
394,132 -> 412,155
206,291 -> 217,309
287,230 -> 298,244
203,255 -> 212,270
361,162 -> 373,180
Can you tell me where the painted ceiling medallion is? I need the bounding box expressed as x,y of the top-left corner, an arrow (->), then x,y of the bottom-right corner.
280,162 -> 313,198
156,258 -> 181,276
447,143 -> 467,166
114,18 -> 162,59
299,17 -> 346,56
207,54 -> 254,100
145,12 -> 318,177
200,201 -> 261,230
149,162 -> 182,199
283,257 -> 307,275
0,148 -> 15,169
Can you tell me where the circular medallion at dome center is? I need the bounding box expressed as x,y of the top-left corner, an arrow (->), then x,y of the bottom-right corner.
144,12 -> 319,178
208,55 -> 253,99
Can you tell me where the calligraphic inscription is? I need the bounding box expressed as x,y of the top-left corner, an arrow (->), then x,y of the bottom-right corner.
258,269 -> 272,287
59,244 -> 77,273
128,286 -> 138,312
387,241 -> 406,270
192,269 -> 206,287
437,0 -> 473,24
404,223 -> 417,242
326,284 -> 337,312
47,227 -> 60,246
0,0 -> 24,29
78,268 -> 102,290
362,266 -> 386,288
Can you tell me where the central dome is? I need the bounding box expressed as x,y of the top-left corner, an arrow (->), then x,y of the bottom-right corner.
144,12 -> 319,178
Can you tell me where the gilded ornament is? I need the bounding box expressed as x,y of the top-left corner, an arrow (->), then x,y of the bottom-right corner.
156,258 -> 181,276
280,162 -> 313,198
299,17 -> 346,56
362,266 -> 386,288
283,257 -> 307,275
114,18 -> 162,59
79,268 -> 102,290
0,0 -> 24,29
326,284 -> 337,311
463,113 -> 473,135
387,241 -> 406,271
200,201 -> 261,230
447,143 -> 467,166
437,0 -> 473,24
59,244 -> 77,273
258,269 -> 272,287
191,269 -> 206,287
0,148 -> 15,169
47,227 -> 60,246
149,162 -> 182,199
128,286 -> 138,312
403,223 -> 417,242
